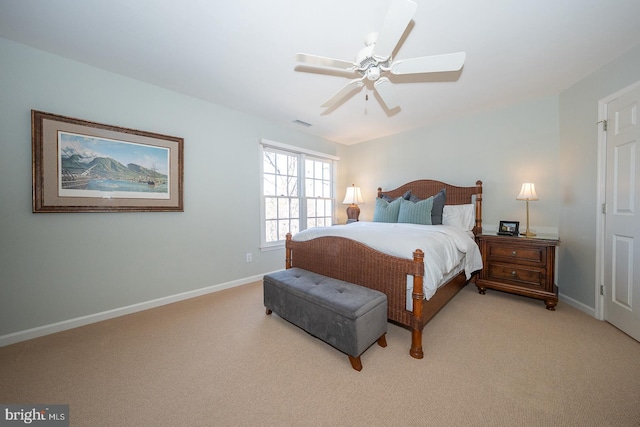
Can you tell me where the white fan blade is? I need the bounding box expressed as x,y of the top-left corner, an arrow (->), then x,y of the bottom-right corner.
390,52 -> 466,75
296,53 -> 355,70
373,0 -> 417,62
373,77 -> 398,110
321,78 -> 365,108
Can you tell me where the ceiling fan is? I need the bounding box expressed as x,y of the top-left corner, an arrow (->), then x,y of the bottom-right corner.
295,0 -> 465,110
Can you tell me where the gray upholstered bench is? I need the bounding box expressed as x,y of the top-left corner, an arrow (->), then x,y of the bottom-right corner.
263,267 -> 388,371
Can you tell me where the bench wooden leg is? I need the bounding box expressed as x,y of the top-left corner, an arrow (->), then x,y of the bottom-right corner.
266,308 -> 272,315
348,355 -> 362,371
349,334 -> 386,371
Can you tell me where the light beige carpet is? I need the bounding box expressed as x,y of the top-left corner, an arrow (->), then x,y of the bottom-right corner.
1,281 -> 639,426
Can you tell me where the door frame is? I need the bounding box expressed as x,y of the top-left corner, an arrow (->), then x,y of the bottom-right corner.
595,80 -> 640,321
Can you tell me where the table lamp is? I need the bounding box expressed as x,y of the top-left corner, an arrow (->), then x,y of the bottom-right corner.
343,184 -> 364,223
517,183 -> 538,237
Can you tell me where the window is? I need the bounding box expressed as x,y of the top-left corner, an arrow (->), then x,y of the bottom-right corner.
261,140 -> 337,248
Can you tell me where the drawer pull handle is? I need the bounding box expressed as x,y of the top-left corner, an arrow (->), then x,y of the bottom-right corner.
511,271 -> 517,277
512,251 -> 517,256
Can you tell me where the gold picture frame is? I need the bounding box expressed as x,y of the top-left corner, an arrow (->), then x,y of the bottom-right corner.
32,110 -> 184,213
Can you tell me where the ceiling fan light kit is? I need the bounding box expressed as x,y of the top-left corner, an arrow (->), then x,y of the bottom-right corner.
295,0 -> 466,111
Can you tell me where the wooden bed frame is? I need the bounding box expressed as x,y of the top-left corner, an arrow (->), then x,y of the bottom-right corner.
285,179 -> 483,359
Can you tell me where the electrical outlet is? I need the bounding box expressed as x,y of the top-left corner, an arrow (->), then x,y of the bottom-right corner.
245,252 -> 252,263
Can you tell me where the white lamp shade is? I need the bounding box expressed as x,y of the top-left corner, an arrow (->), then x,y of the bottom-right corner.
516,183 -> 538,201
343,185 -> 364,205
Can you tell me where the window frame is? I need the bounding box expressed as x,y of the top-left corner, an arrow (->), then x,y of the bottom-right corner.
259,139 -> 339,250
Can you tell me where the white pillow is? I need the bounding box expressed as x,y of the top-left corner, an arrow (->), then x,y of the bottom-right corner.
443,204 -> 475,231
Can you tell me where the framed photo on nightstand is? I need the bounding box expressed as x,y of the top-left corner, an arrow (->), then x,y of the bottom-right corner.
498,220 -> 520,236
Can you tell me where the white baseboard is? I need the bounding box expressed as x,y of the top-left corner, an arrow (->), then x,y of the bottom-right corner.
2,276 -> 598,348
559,291 -> 596,318
0,273 -> 274,348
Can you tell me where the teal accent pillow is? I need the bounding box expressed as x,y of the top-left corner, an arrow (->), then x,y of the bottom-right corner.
373,197 -> 402,222
398,197 -> 434,225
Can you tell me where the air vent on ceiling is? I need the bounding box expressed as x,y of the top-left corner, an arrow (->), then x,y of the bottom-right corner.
292,119 -> 312,127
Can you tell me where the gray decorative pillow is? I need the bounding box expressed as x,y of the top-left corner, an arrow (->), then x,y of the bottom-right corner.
379,193 -> 394,203
407,191 -> 422,203
431,188 -> 446,225
373,197 -> 402,223
380,190 -> 414,203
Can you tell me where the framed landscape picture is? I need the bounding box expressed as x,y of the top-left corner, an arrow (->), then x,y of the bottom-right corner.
32,110 -> 183,212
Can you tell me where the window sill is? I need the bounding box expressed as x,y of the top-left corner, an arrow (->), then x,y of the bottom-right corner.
260,244 -> 285,252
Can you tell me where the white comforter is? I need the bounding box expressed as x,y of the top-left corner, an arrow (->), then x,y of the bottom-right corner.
292,222 -> 483,301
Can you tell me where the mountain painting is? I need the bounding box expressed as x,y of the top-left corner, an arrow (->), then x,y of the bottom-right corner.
58,131 -> 170,199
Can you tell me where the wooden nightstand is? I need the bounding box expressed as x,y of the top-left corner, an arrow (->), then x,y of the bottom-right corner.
476,234 -> 559,310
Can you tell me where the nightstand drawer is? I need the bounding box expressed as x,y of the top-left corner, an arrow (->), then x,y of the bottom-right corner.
476,234 -> 559,310
486,262 -> 545,287
487,244 -> 546,264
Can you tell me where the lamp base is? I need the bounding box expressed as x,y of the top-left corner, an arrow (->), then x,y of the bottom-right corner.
346,204 -> 360,222
520,230 -> 537,238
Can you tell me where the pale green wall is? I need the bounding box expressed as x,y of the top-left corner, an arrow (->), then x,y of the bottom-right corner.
0,38 -> 340,337
2,34 -> 638,341
340,96 -> 561,236
558,43 -> 640,310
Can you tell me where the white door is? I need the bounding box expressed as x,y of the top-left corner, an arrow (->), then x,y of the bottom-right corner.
603,83 -> 640,341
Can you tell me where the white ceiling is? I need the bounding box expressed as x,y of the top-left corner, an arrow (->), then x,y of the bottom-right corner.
2,0 -> 640,145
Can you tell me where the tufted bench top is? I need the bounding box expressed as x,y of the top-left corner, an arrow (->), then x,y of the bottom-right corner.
264,268 -> 387,320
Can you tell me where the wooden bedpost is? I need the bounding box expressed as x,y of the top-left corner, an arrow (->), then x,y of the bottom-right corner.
285,233 -> 292,269
410,249 -> 425,359
474,180 -> 483,235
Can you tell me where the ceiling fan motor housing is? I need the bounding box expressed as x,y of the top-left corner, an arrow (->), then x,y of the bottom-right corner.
356,44 -> 389,81
366,66 -> 380,81
295,0 -> 465,110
